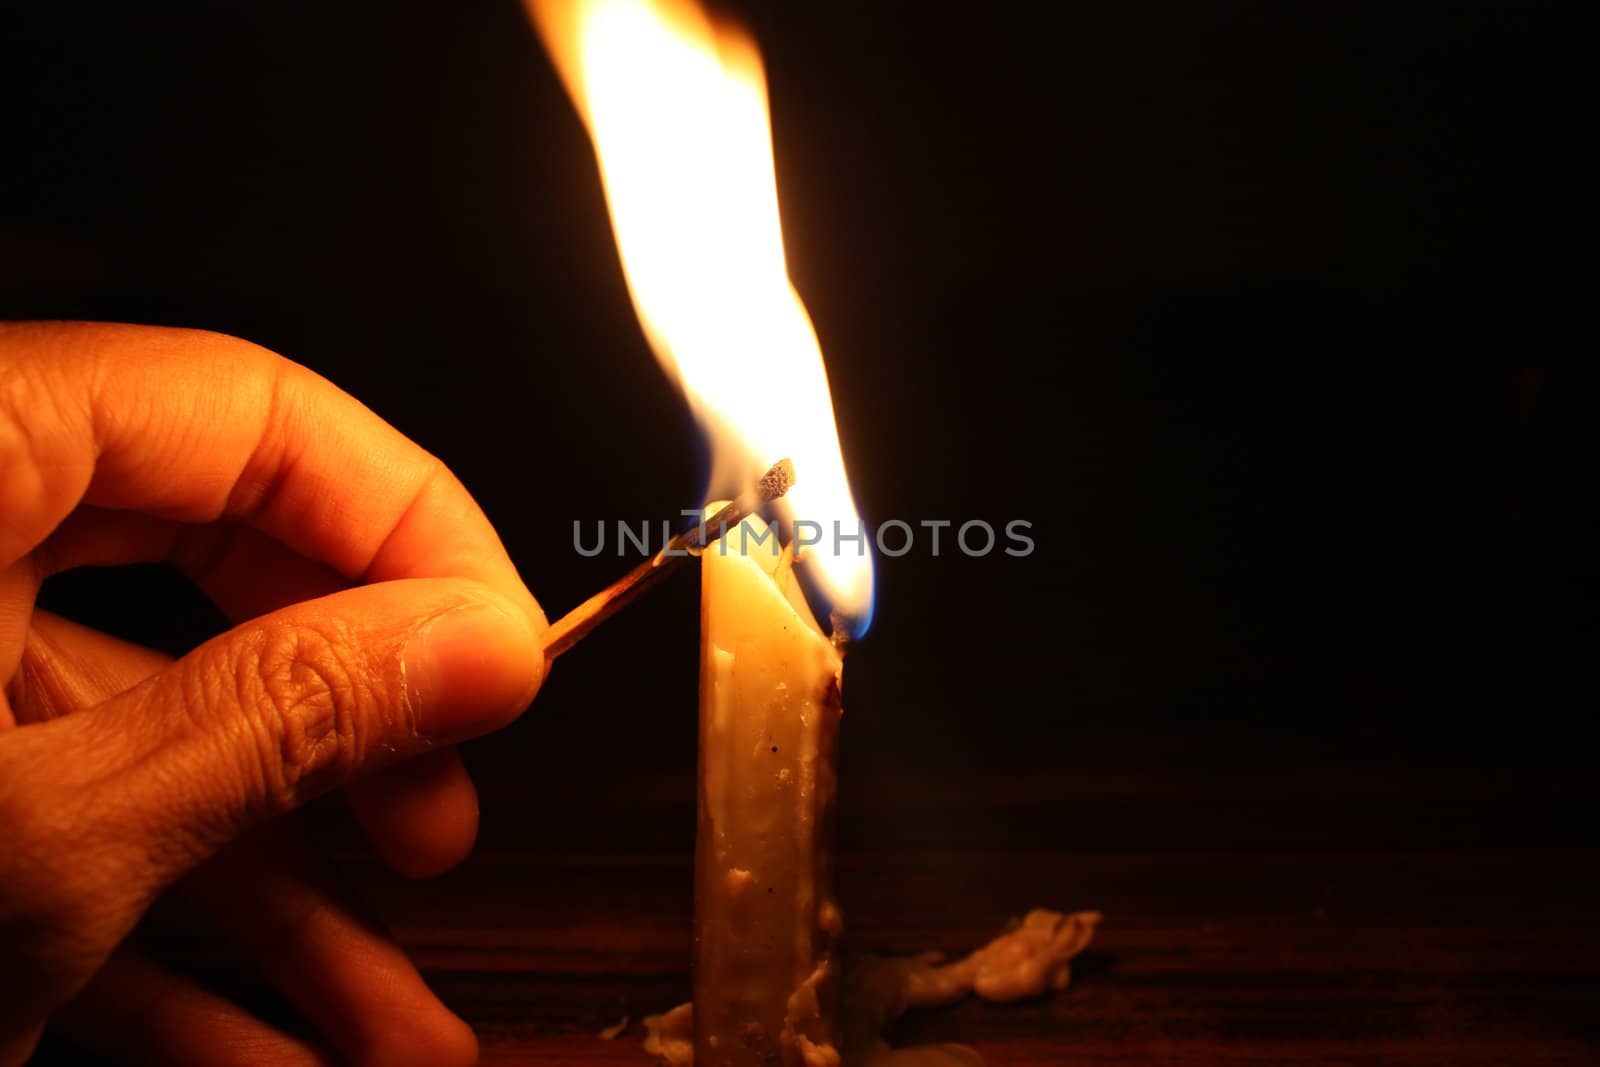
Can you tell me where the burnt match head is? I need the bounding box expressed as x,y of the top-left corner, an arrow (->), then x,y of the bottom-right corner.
757,458 -> 797,502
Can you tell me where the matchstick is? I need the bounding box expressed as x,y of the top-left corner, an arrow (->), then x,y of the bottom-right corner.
541,458 -> 796,659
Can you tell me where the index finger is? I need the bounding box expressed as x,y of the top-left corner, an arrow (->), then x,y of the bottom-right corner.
0,321 -> 542,629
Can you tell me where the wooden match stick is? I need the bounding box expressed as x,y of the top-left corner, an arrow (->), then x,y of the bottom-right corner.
541,458 -> 797,659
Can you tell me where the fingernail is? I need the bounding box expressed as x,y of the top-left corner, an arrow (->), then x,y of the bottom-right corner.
405,602 -> 542,740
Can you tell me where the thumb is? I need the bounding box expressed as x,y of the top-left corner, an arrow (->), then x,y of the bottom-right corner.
0,578 -> 543,905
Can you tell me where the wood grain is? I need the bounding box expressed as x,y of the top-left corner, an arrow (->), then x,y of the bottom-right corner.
30,736 -> 1600,1065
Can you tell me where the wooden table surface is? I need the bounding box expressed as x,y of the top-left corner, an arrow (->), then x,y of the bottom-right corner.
32,724 -> 1600,1066
345,728 -> 1600,1065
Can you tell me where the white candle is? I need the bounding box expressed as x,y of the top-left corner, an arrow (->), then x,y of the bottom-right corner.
694,515 -> 844,1067
524,4 -> 876,1058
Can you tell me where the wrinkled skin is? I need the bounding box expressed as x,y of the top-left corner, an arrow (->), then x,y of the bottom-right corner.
0,323 -> 549,1066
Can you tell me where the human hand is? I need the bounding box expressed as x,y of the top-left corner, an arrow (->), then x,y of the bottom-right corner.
0,323 -> 548,1065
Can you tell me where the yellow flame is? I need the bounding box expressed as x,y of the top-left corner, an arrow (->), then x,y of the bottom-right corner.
528,0 -> 872,627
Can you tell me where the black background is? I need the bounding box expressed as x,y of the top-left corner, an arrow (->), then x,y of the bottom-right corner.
2,0 -> 1594,903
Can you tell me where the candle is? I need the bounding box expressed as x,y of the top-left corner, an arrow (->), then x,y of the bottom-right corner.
528,2 -> 1101,1061
529,1 -> 875,1060
695,517 -> 843,1066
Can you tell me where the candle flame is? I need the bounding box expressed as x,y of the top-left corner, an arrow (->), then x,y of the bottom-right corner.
528,0 -> 873,635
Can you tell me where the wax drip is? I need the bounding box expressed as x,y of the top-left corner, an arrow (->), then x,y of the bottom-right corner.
640,909 -> 1100,1066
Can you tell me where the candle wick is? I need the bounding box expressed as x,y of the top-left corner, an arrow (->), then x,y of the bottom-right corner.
541,458 -> 798,659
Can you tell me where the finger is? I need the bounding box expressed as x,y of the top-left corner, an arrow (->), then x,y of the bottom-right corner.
171,526 -> 484,876
29,510 -> 352,624
345,749 -> 481,878
16,612 -> 476,1063
0,321 -> 543,632
0,577 -> 542,956
25,525 -> 485,879
186,821 -> 478,1067
53,945 -> 334,1067
0,319 -> 545,881
8,610 -> 170,725
168,526 -> 484,875
0,557 -> 42,728
174,522 -> 353,623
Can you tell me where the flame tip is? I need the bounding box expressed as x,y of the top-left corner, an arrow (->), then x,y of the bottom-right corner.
531,0 -> 873,623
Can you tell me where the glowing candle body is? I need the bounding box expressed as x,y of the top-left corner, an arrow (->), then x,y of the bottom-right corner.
695,517 -> 843,1067
524,3 -> 870,1058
